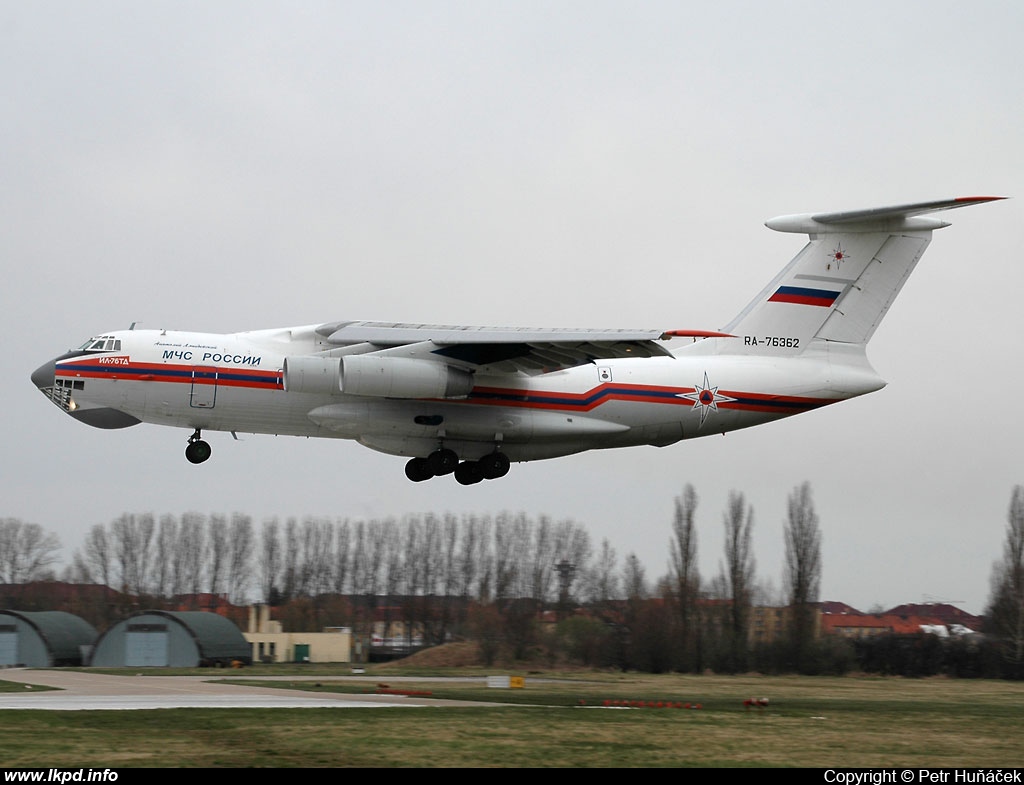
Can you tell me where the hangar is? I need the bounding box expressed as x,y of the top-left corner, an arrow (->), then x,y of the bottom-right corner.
91,610 -> 251,667
0,610 -> 98,666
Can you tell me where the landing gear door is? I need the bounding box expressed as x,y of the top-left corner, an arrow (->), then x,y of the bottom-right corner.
190,366 -> 218,409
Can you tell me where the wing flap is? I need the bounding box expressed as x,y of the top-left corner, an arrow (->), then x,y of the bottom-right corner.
316,321 -> 675,374
321,321 -> 666,345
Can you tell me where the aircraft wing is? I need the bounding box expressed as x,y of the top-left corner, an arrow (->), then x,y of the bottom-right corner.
315,320 -> 677,374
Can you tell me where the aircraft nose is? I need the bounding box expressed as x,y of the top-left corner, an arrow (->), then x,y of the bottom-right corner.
31,358 -> 56,390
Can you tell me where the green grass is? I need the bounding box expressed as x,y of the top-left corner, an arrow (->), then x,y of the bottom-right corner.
0,679 -> 57,693
2,672 -> 1023,767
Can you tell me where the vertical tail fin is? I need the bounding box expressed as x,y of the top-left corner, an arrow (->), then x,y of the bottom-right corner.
722,197 -> 1004,354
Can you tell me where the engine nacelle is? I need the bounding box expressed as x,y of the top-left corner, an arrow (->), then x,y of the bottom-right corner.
283,355 -> 473,399
340,355 -> 473,399
282,355 -> 341,395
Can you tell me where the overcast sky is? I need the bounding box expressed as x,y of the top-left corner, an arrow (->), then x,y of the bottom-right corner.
4,1 -> 1022,615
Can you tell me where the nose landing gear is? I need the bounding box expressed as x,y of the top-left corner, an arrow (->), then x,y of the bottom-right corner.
185,429 -> 212,464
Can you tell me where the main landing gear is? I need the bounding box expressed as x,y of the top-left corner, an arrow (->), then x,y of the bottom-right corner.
405,448 -> 510,485
185,429 -> 212,464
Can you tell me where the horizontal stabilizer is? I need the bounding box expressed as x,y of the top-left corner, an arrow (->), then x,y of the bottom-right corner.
766,196 -> 1005,234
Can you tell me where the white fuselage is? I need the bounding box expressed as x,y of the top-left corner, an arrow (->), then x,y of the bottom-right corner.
43,325 -> 885,463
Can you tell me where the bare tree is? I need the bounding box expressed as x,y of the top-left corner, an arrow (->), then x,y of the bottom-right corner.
349,520 -> 368,599
986,485 -> 1024,671
281,518 -> 301,599
494,514 -> 540,658
207,515 -> 229,601
720,491 -> 755,672
553,520 -> 591,576
462,515 -> 491,602
622,552 -> 649,600
621,551 -> 654,670
528,516 -> 556,603
303,518 -> 335,598
669,485 -> 701,671
0,519 -> 61,584
419,513 -> 443,598
457,515 -> 480,599
66,550 -> 94,584
225,513 -> 254,604
582,537 -> 619,605
178,513 -> 206,601
784,482 -> 822,670
402,513 -> 452,646
380,519 -> 403,602
436,514 -> 461,643
332,519 -> 351,595
372,518 -> 402,650
259,518 -> 282,603
80,523 -> 113,588
108,513 -> 155,596
494,513 -> 529,603
364,519 -> 386,600
151,515 -> 179,599
167,515 -> 193,599
550,519 -> 590,613
443,514 -> 462,586
398,516 -> 425,648
274,517 -> 331,600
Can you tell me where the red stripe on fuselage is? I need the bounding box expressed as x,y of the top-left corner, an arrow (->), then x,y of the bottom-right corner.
468,383 -> 835,414
55,359 -> 284,390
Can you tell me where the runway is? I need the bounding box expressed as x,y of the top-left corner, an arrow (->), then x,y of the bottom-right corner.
0,670 -> 487,710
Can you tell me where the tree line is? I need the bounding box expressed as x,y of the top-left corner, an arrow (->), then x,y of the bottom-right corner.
2,482 -> 1023,677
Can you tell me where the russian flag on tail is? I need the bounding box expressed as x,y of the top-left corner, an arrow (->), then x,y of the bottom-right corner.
768,285 -> 841,307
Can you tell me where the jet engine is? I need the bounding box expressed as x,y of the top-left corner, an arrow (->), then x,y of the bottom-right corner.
283,355 -> 473,399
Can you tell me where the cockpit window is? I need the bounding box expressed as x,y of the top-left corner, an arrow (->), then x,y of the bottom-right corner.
76,336 -> 122,352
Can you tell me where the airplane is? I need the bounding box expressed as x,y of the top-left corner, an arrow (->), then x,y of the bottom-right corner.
31,196 -> 1004,486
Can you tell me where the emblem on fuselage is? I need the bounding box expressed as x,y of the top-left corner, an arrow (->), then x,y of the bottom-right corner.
680,372 -> 735,426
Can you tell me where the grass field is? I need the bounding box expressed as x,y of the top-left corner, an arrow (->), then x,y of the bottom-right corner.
2,670 -> 1023,767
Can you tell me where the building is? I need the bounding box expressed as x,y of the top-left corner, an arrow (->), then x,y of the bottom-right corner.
819,602 -> 980,639
0,610 -> 98,666
91,610 -> 251,667
244,604 -> 354,663
885,603 -> 981,633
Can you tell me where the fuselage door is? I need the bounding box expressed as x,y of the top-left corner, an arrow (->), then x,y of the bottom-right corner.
190,366 -> 218,409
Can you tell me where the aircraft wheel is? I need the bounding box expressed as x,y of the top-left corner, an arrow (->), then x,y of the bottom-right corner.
405,457 -> 434,482
426,448 -> 459,476
185,439 -> 212,464
454,461 -> 484,486
479,452 -> 510,479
